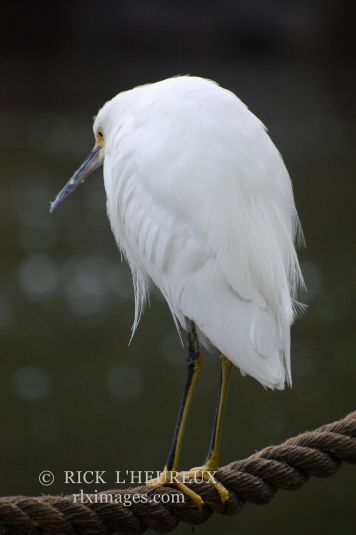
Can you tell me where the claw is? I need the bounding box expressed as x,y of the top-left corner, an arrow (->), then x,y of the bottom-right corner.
147,469 -> 204,508
146,466 -> 229,508
180,466 -> 230,504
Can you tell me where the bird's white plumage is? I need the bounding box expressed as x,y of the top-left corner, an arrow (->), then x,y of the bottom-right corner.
94,76 -> 304,389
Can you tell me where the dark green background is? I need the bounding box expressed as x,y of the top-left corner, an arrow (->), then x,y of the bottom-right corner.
0,1 -> 355,533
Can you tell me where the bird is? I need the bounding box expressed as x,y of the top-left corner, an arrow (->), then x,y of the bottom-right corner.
50,75 -> 305,506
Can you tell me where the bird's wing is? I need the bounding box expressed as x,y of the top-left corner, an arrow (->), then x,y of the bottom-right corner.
107,77 -> 304,388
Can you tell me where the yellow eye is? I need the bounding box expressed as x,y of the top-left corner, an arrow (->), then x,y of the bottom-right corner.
96,128 -> 104,143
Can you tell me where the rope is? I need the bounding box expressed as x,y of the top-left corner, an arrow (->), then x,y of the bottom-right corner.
1,411 -> 355,534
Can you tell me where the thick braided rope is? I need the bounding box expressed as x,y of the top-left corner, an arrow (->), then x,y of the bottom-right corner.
0,411 -> 355,534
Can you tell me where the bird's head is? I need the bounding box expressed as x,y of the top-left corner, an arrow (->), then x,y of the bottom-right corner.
49,85 -> 146,213
49,113 -> 107,213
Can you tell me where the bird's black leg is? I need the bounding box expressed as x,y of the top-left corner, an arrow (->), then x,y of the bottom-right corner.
148,330 -> 231,508
171,353 -> 232,505
165,322 -> 202,472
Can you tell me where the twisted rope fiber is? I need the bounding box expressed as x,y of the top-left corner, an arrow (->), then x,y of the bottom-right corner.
1,412 -> 355,535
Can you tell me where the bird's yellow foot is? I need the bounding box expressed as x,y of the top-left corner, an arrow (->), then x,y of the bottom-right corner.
147,466 -> 229,508
179,464 -> 229,504
146,469 -> 204,508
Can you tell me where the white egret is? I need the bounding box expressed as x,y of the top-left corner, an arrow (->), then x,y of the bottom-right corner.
50,76 -> 304,506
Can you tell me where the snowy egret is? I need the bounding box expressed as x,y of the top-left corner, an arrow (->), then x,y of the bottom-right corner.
50,76 -> 304,506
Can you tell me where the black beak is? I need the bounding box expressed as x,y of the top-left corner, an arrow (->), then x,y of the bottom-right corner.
50,145 -> 102,213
